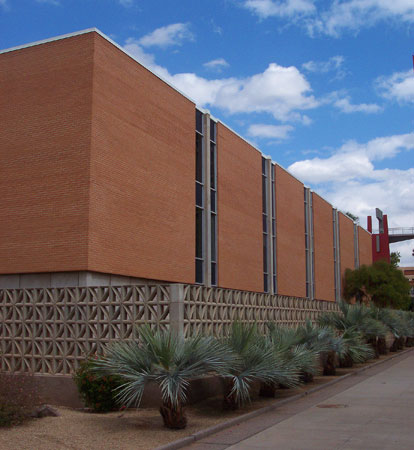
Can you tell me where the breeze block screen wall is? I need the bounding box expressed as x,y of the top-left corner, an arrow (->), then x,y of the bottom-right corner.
0,29 -> 373,298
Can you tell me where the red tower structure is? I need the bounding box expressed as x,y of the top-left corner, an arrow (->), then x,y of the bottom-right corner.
367,208 -> 414,263
367,208 -> 390,263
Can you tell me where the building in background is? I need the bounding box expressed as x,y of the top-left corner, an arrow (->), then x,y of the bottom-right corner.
0,29 -> 372,302
367,208 -> 414,264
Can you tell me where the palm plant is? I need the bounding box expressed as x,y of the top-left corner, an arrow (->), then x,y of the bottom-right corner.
218,322 -> 296,409
338,327 -> 374,367
318,300 -> 388,357
266,323 -> 319,384
294,321 -> 345,376
94,326 -> 229,429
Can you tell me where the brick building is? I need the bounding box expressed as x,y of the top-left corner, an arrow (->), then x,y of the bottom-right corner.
0,29 -> 372,302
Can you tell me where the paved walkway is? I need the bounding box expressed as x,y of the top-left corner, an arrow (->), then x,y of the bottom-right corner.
186,350 -> 414,450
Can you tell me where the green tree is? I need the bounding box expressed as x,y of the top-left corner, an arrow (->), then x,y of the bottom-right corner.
390,251 -> 401,268
343,261 -> 411,309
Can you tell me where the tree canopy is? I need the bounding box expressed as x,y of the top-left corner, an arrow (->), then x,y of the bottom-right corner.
390,251 -> 401,268
343,260 -> 411,309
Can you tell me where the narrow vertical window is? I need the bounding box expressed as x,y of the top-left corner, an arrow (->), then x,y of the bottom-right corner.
210,119 -> 218,286
262,157 -> 269,292
271,164 -> 277,293
195,109 -> 204,283
304,188 -> 314,299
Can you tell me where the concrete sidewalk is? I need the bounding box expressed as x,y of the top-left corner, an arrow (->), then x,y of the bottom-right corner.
186,350 -> 414,450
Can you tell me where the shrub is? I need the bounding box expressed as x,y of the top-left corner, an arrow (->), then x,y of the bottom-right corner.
73,358 -> 123,413
0,372 -> 40,427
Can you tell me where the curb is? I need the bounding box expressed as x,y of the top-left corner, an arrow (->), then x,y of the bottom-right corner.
156,347 -> 414,450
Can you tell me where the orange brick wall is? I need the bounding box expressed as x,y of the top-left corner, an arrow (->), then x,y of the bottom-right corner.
358,227 -> 372,267
88,34 -> 196,283
312,194 -> 335,301
0,34 -> 94,274
217,124 -> 263,292
339,213 -> 355,286
275,166 -> 307,298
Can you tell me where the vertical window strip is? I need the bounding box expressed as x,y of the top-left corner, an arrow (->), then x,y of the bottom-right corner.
304,188 -> 310,298
271,164 -> 277,294
195,109 -> 204,284
210,119 -> 217,286
262,157 -> 269,293
332,209 -> 341,301
310,192 -> 315,299
354,223 -> 359,269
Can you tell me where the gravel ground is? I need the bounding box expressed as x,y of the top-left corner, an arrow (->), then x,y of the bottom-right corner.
0,361 -> 383,450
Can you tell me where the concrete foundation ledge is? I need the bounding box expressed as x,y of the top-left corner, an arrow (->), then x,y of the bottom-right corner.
1,372 -> 223,409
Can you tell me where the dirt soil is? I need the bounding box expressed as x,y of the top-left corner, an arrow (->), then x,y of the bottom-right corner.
0,356 -> 394,450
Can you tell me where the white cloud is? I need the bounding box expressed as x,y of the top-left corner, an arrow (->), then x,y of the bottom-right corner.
124,38 -> 318,122
138,23 -> 194,48
243,0 -> 316,18
302,55 -> 344,74
203,58 -> 229,71
248,123 -> 293,139
36,0 -> 60,4
243,0 -> 414,36
289,133 -> 414,183
288,133 -> 414,264
376,70 -> 414,104
333,96 -> 382,114
118,0 -> 134,6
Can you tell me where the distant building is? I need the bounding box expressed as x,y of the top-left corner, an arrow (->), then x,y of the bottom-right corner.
0,29 -> 372,302
399,268 -> 414,302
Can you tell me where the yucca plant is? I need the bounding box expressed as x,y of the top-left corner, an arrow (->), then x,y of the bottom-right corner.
94,326 -> 229,429
294,321 -> 345,376
267,322 -> 321,383
219,322 -> 291,409
338,327 -> 374,368
318,300 -> 388,357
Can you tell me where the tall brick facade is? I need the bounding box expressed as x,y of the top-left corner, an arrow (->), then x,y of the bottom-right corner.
0,29 -> 373,297
358,227 -> 373,267
0,34 -> 93,275
217,125 -> 263,292
313,194 -> 335,302
339,213 -> 356,284
274,165 -> 307,298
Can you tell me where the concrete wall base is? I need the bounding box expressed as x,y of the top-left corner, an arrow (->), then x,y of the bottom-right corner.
0,271 -> 165,289
4,373 -> 223,409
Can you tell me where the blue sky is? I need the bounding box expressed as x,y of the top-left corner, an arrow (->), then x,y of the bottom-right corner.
1,0 -> 414,265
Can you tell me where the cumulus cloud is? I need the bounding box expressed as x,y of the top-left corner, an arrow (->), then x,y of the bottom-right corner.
288,133 -> 414,264
376,70 -> 414,104
248,123 -> 293,139
289,133 -> 414,183
333,96 -> 382,114
36,0 -> 60,5
203,58 -> 229,71
138,23 -> 194,48
302,55 -> 344,73
302,55 -> 347,80
124,37 -> 318,122
243,0 -> 316,18
243,0 -> 414,36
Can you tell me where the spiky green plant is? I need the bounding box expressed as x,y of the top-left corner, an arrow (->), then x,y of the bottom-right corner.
318,301 -> 388,357
94,326 -> 230,429
267,322 -> 331,380
219,322 -> 295,409
338,327 -> 374,367
294,321 -> 345,376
